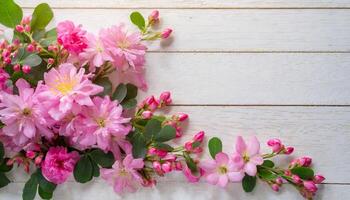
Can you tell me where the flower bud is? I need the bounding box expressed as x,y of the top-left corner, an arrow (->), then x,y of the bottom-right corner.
193,131 -> 205,143
292,175 -> 302,184
4,57 -> 11,64
152,161 -> 163,174
148,10 -> 160,24
160,91 -> 171,101
162,161 -> 172,173
284,146 -> 294,155
26,44 -> 35,52
177,113 -> 188,122
161,28 -> 172,39
26,151 -> 36,159
271,184 -> 279,192
185,141 -> 193,152
24,25 -> 31,32
15,25 -> 24,33
13,39 -> 20,47
13,64 -> 21,72
2,49 -> 10,58
299,156 -> 312,167
24,163 -> 30,173
48,58 -> 55,65
21,16 -> 31,25
22,65 -> 31,74
313,175 -> 325,184
267,138 -> 283,153
175,161 -> 182,170
303,181 -> 318,193
276,177 -> 284,185
142,111 -> 153,119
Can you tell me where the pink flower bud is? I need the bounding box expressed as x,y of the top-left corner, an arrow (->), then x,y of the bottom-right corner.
276,177 -> 284,185
162,161 -> 172,173
24,25 -> 31,32
303,181 -> 318,193
285,146 -> 294,155
292,175 -> 302,184
26,44 -> 35,52
15,25 -> 24,33
0,40 -> 7,49
22,65 -> 31,74
13,64 -> 21,72
2,50 -> 10,58
148,147 -> 157,155
24,163 -> 30,173
48,58 -> 55,65
152,161 -> 163,174
142,111 -> 153,119
13,39 -> 20,47
26,151 -> 36,159
175,127 -> 182,138
6,159 -> 14,166
267,138 -> 283,153
284,170 -> 291,176
4,57 -> 11,64
21,16 -> 31,25
34,155 -> 43,165
271,184 -> 279,192
313,175 -> 325,184
161,28 -> 172,39
177,113 -> 188,122
175,161 -> 183,170
193,131 -> 205,143
299,156 -> 312,167
148,10 -> 160,24
160,91 -> 171,101
185,141 -> 193,152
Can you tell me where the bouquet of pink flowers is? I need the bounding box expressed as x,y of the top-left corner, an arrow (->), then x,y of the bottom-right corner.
0,1 -> 324,200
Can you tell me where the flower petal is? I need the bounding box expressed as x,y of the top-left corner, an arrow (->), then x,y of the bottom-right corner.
235,136 -> 247,155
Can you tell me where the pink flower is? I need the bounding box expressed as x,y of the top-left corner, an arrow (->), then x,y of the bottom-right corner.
182,164 -> 203,183
74,96 -> 131,159
101,154 -> 144,194
232,136 -> 263,176
57,20 -> 88,54
100,24 -> 147,69
0,68 -> 10,92
79,33 -> 112,72
41,147 -> 79,184
0,79 -> 52,148
201,153 -> 244,187
36,63 -> 103,120
303,181 -> 318,193
113,67 -> 147,91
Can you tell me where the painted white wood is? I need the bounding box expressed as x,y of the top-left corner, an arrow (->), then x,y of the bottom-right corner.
17,0 -> 350,8
135,53 -> 350,105
21,9 -> 350,52
6,106 -> 350,183
0,181 -> 347,200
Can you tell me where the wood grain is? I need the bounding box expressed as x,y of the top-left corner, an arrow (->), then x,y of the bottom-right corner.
21,9 -> 350,52
17,0 -> 350,8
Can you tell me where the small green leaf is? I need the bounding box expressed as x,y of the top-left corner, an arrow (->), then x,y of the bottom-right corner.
0,158 -> 13,172
32,30 -> 46,41
242,174 -> 257,193
130,12 -> 145,30
261,160 -> 275,168
291,167 -> 314,180
0,173 -> 10,188
151,115 -> 166,122
36,170 -> 56,193
183,152 -> 197,173
22,174 -> 38,200
89,149 -> 115,168
155,125 -> 176,142
112,83 -> 127,102
125,84 -> 138,100
41,28 -> 57,47
121,98 -> 137,110
22,54 -> 42,67
208,137 -> 222,159
0,0 -> 23,28
258,169 -> 278,181
94,77 -> 112,96
74,155 -> 93,183
132,133 -> 147,158
91,160 -> 100,177
0,142 -> 4,162
154,143 -> 174,151
38,186 -> 53,200
144,119 -> 162,140
30,3 -> 54,31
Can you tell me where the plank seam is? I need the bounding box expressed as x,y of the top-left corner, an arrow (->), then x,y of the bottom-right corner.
22,7 -> 350,10
169,104 -> 350,107
147,51 -> 350,54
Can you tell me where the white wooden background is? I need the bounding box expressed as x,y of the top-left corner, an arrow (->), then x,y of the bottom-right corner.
1,0 -> 350,199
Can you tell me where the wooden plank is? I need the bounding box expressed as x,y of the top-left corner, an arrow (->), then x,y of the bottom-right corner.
21,9 -> 350,52
0,181 -> 347,200
6,106 -> 350,183
17,0 -> 350,8
133,53 -> 350,105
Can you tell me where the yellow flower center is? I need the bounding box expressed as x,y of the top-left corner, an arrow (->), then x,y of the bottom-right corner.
243,151 -> 250,163
117,40 -> 130,49
54,81 -> 76,95
96,118 -> 106,128
118,168 -> 129,177
22,108 -> 32,116
218,166 -> 228,174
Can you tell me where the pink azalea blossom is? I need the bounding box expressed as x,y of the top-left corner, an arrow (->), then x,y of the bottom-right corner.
79,33 -> 112,72
36,63 -> 103,120
101,154 -> 144,194
0,79 -> 52,148
73,96 -> 131,159
0,68 -> 10,92
100,24 -> 147,69
41,147 -> 79,184
113,67 -> 147,91
232,136 -> 264,176
57,20 -> 88,54
201,152 -> 244,187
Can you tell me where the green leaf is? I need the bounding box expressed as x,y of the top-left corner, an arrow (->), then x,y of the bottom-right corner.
242,174 -> 257,193
144,119 -> 162,140
130,12 -> 145,30
11,47 -> 28,64
36,170 -> 56,193
38,186 -> 53,200
151,115 -> 166,122
91,160 -> 100,177
192,141 -> 201,149
183,152 -> 197,173
154,125 -> 176,142
208,137 -> 222,159
112,83 -> 127,102
30,3 -> 54,31
154,143 -> 174,151
41,28 -> 57,47
22,54 -> 42,67
0,142 -> 4,163
121,98 -> 137,110
132,133 -> 147,158
0,173 -> 10,188
22,174 -> 38,200
291,167 -> 314,180
32,30 -> 46,41
94,77 -> 112,96
261,160 -> 275,168
0,159 -> 13,172
0,0 -> 23,28
74,155 -> 93,183
89,149 -> 115,168
125,84 -> 138,100
258,169 -> 278,181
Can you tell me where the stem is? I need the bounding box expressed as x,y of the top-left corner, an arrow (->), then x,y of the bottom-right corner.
23,32 -> 54,57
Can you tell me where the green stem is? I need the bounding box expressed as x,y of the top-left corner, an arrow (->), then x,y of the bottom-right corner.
23,32 -> 53,57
